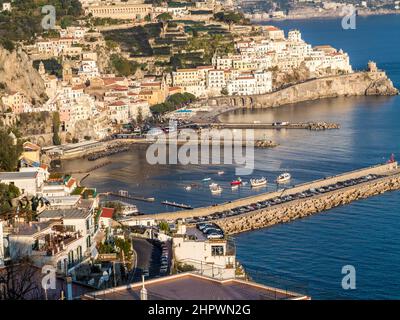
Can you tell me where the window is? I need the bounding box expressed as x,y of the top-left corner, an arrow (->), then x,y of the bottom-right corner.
211,246 -> 224,256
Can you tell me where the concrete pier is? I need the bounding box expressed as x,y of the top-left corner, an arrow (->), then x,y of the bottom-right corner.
138,162 -> 400,235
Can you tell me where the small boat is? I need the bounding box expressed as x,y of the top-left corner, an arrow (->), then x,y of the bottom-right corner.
210,183 -> 222,194
202,177 -> 211,182
185,185 -> 192,191
231,184 -> 239,190
250,177 -> 267,188
230,177 -> 242,186
276,173 -> 291,183
217,171 -> 225,175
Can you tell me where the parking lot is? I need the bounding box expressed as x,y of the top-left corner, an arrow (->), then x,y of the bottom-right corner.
183,174 -> 382,224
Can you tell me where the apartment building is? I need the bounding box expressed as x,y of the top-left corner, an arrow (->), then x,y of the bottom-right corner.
173,224 -> 236,280
85,0 -> 152,20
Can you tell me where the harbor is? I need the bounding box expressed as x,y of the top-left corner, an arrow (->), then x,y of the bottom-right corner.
135,161 -> 400,235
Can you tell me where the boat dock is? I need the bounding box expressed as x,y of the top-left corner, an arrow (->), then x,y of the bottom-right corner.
162,201 -> 193,210
206,122 -> 340,130
107,190 -> 155,203
135,161 -> 400,235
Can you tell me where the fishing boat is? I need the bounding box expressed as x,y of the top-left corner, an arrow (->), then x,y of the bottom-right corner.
217,171 -> 225,175
276,173 -> 291,183
250,177 -> 267,188
202,177 -> 211,182
210,183 -> 223,194
230,177 -> 242,186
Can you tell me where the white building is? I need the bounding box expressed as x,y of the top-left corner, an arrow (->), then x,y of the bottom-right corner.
227,71 -> 272,96
8,219 -> 87,274
0,171 -> 43,196
173,224 -> 236,280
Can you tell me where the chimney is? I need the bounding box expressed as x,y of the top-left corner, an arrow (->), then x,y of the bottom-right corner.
66,277 -> 73,300
140,275 -> 148,301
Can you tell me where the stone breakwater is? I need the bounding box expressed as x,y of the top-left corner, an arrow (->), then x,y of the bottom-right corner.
216,173 -> 400,235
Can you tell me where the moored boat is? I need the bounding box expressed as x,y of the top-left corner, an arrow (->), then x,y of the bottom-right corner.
202,177 -> 211,182
185,185 -> 192,191
217,171 -> 225,175
210,183 -> 223,194
276,173 -> 291,183
230,177 -> 242,186
250,177 -> 267,187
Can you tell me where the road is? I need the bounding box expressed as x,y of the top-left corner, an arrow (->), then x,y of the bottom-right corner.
131,237 -> 162,282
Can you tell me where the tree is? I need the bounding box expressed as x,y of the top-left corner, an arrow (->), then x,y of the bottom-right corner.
0,183 -> 20,214
136,107 -> 144,125
0,129 -> 22,171
156,12 -> 173,22
0,257 -> 43,300
158,221 -> 170,232
52,112 -> 61,145
110,54 -> 139,77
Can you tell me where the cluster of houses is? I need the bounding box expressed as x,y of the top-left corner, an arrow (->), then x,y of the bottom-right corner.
171,26 -> 352,98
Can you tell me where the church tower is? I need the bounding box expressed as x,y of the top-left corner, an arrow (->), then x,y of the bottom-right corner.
62,61 -> 73,83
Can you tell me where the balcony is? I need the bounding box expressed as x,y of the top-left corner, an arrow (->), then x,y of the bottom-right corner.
32,229 -> 83,257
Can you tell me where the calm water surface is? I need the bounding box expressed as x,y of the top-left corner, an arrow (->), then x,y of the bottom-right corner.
63,15 -> 400,299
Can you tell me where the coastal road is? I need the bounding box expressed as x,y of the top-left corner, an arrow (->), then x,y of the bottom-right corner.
131,237 -> 162,282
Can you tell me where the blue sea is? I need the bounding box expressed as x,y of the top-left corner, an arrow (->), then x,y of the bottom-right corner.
63,15 -> 400,299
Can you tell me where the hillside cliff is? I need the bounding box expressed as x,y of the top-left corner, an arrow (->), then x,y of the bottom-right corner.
0,46 -> 46,105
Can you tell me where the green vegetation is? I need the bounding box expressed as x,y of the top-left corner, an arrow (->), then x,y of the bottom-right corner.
156,12 -> 173,22
102,24 -> 162,57
0,183 -> 20,214
110,54 -> 140,77
52,112 -> 61,145
33,58 -> 62,78
175,262 -> 196,273
0,0 -> 82,43
150,92 -> 196,115
158,221 -> 170,232
0,129 -> 22,172
213,11 -> 250,26
71,186 -> 85,195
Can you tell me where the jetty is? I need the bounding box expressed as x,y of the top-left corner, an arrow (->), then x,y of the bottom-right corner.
135,161 -> 400,235
107,190 -> 155,203
162,201 -> 193,210
207,121 -> 340,130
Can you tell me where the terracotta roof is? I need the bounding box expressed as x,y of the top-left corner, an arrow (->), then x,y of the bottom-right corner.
101,208 -> 114,219
66,178 -> 76,189
109,101 -> 126,106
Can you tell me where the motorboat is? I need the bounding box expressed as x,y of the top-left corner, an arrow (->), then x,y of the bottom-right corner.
230,177 -> 242,186
210,183 -> 222,194
276,173 -> 291,183
250,177 -> 267,187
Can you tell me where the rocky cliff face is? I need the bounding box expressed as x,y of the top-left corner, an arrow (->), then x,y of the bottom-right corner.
0,46 -> 46,105
365,76 -> 399,96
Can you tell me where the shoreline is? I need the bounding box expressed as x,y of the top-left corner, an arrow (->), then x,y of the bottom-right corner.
250,10 -> 400,23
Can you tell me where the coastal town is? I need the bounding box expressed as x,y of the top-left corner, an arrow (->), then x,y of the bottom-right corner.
0,0 -> 399,302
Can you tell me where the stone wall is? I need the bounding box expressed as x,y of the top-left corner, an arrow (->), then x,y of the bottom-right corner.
216,173 -> 400,235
